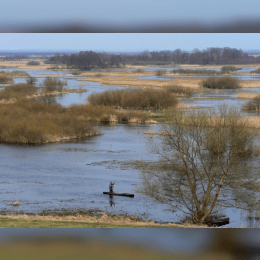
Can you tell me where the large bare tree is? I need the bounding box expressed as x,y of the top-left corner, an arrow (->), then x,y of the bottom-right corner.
137,106 -> 260,224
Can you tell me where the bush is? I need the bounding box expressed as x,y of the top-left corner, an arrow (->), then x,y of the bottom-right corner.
133,68 -> 145,73
0,83 -> 38,100
221,66 -> 239,73
164,84 -> 194,96
0,75 -> 14,84
26,77 -> 37,85
42,77 -> 67,92
27,61 -> 40,66
251,68 -> 260,74
242,94 -> 260,111
155,70 -> 167,76
71,70 -> 82,75
171,69 -> 220,76
0,100 -> 94,144
200,77 -> 241,89
88,88 -> 178,110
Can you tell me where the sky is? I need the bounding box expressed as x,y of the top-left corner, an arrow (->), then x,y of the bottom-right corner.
1,0 -> 260,26
0,34 -> 260,52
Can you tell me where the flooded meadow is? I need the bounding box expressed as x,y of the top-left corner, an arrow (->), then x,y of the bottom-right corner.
1,65 -> 260,227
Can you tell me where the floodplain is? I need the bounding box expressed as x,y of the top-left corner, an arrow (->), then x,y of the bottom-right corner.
1,58 -> 260,227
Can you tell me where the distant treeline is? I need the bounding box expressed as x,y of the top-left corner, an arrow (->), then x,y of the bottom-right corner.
2,55 -> 29,61
45,51 -> 122,70
45,48 -> 260,70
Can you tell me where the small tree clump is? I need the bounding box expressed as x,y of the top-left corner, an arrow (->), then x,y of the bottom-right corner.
155,70 -> 167,76
251,68 -> 260,74
242,94 -> 260,111
42,77 -> 67,92
26,77 -> 37,85
221,66 -> 239,73
200,77 -> 241,89
137,106 -> 260,225
88,88 -> 178,110
0,75 -> 14,84
27,61 -> 40,66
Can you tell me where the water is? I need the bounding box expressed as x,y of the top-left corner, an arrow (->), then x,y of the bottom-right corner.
0,124 -> 174,223
1,67 -> 260,227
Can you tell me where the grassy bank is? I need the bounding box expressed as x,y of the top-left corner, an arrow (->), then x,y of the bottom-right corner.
0,241 -> 195,260
0,214 -> 201,228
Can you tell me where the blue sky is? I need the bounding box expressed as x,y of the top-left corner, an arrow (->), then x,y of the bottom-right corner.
1,0 -> 260,26
0,34 -> 260,52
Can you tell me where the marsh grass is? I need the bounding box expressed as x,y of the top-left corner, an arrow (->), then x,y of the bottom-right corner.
251,68 -> 260,74
0,70 -> 30,77
71,70 -> 82,75
133,68 -> 145,73
95,73 -> 103,77
155,70 -> 167,76
0,70 -> 30,84
88,88 -> 178,110
164,84 -> 194,96
27,61 -> 40,66
0,83 -> 38,100
171,69 -> 221,76
242,94 -> 260,111
221,65 -> 240,73
200,77 -> 241,89
0,98 -> 154,144
0,100 -> 98,144
42,77 -> 67,92
0,75 -> 14,84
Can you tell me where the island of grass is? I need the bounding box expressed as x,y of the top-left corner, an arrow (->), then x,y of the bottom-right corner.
0,82 -> 185,144
200,77 -> 241,89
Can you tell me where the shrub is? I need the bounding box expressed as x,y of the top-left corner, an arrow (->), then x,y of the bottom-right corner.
242,94 -> 260,111
251,68 -> 260,74
71,70 -> 82,75
42,77 -> 67,92
27,61 -> 40,66
164,84 -> 194,96
221,66 -> 239,73
0,75 -> 14,84
88,88 -> 178,110
26,77 -> 37,85
133,69 -> 145,73
0,100 -> 94,144
200,77 -> 241,89
8,70 -> 30,77
0,83 -> 38,100
171,69 -> 220,76
155,70 -> 167,76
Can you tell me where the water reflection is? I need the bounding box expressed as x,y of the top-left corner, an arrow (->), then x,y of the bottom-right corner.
1,67 -> 260,227
109,195 -> 115,207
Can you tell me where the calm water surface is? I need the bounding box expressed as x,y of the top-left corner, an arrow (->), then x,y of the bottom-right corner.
0,68 -> 260,227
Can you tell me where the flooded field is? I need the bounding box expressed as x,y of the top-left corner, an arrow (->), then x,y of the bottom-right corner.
0,66 -> 260,227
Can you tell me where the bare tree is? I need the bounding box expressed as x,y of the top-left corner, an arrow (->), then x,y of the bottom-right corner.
137,106 -> 260,224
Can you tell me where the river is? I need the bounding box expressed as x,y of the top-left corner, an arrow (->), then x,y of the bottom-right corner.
0,67 -> 260,227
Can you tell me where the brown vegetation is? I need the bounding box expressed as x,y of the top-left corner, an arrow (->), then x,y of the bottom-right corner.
137,106 -> 260,224
242,94 -> 260,111
42,77 -> 67,92
164,84 -> 194,96
87,88 -> 178,110
200,77 -> 241,89
0,83 -> 38,100
0,100 -> 98,144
